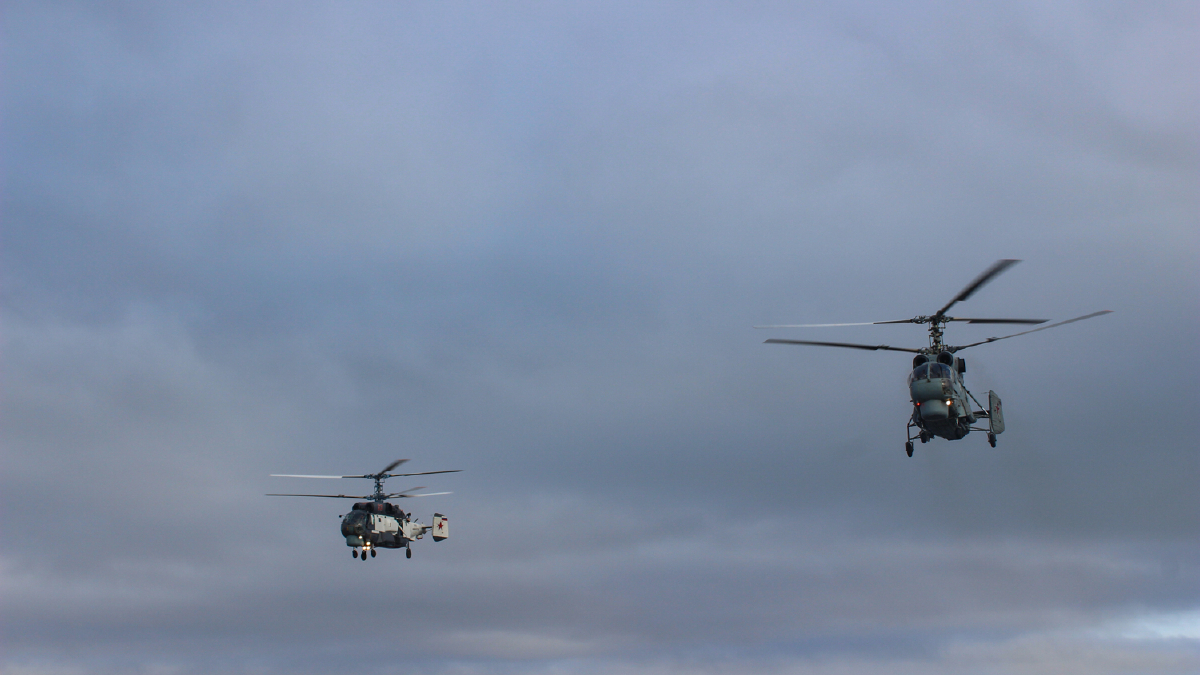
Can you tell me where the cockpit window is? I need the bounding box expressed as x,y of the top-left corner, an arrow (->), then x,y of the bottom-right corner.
909,362 -> 953,384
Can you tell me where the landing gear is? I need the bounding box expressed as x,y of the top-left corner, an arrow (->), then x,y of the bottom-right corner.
905,421 -> 924,456
405,547 -> 412,559
987,433 -> 997,448
353,549 -> 358,559
370,549 -> 377,558
360,551 -> 367,561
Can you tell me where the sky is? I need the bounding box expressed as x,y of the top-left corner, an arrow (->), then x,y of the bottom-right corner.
2,2 -> 1197,674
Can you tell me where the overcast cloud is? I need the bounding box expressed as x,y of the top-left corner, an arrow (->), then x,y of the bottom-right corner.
2,2 -> 1197,674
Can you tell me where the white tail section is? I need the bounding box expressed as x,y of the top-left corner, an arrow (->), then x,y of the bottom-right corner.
432,513 -> 449,541
988,391 -> 1005,435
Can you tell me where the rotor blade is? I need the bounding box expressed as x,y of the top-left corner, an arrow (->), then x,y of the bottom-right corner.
388,491 -> 452,499
384,469 -> 463,478
392,486 -> 427,495
265,493 -> 373,499
935,259 -> 1021,318
380,459 -> 409,475
949,310 -> 1113,351
271,474 -> 378,479
764,338 -> 923,353
945,318 -> 1047,325
754,321 -> 913,328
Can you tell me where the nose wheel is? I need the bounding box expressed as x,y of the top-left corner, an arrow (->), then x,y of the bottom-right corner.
406,546 -> 412,559
988,433 -> 997,447
905,441 -> 914,457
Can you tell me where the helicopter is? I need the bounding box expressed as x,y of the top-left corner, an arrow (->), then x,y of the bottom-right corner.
757,259 -> 1111,457
267,459 -> 459,560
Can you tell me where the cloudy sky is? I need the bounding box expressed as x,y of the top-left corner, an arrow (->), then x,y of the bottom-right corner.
2,2 -> 1197,673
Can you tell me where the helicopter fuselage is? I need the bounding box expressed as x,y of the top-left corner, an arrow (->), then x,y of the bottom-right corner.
907,355 -> 977,441
340,501 -> 447,550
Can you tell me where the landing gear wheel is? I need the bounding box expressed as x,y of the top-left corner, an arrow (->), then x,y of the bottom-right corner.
406,547 -> 412,559
370,549 -> 376,558
905,441 -> 914,457
360,551 -> 367,561
988,433 -> 997,448
353,549 -> 358,559
919,431 -> 930,444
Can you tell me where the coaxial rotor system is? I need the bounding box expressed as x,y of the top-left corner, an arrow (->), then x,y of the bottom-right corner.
756,259 -> 1111,354
267,459 -> 461,502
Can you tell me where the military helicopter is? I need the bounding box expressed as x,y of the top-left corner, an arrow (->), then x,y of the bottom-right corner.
757,259 -> 1111,457
267,459 -> 459,560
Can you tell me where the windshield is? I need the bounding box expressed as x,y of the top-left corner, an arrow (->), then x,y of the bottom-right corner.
909,362 -> 952,384
341,510 -> 369,537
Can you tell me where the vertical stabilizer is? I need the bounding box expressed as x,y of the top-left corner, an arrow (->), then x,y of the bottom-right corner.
988,391 -> 1005,435
432,513 -> 449,541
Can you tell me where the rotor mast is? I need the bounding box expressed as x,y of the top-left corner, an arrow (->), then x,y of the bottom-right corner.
925,317 -> 947,354
911,315 -> 995,354
370,473 -> 388,502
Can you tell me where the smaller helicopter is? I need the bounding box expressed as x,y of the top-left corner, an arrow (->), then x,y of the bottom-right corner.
268,459 -> 459,560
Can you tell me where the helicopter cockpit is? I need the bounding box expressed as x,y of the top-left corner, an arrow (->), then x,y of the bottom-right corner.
908,362 -> 957,386
342,509 -> 369,536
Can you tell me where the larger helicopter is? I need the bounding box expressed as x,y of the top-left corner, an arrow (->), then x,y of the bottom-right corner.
268,459 -> 459,560
757,259 -> 1111,457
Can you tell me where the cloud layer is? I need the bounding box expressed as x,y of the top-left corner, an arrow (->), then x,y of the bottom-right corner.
2,1 -> 1197,673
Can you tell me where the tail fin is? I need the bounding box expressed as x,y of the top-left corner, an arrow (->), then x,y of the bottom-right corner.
988,391 -> 1005,435
432,513 -> 449,541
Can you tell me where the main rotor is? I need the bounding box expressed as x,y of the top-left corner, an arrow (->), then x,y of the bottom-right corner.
267,459 -> 461,502
870,259 -> 1039,353
757,259 -> 1112,356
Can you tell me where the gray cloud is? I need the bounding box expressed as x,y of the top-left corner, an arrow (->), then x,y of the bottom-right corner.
2,1 -> 1197,673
